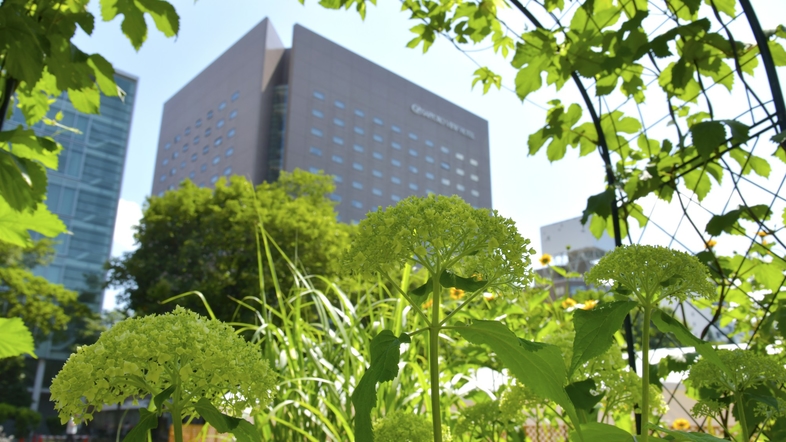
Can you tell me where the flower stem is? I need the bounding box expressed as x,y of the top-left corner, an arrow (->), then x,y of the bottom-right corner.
172,404 -> 183,442
735,394 -> 749,442
429,276 -> 442,442
641,304 -> 652,442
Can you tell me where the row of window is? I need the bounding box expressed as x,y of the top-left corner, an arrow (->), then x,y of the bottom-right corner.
159,147 -> 235,183
314,167 -> 481,197
164,94 -> 240,150
162,129 -> 236,166
159,166 -> 234,196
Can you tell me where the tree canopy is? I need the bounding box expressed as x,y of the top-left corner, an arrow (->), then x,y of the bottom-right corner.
107,171 -> 354,322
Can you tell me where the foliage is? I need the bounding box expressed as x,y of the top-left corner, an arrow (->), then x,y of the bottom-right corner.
0,0 -> 180,245
0,403 -> 42,438
0,318 -> 35,359
107,171 -> 353,322
373,410 -> 435,442
50,306 -> 274,442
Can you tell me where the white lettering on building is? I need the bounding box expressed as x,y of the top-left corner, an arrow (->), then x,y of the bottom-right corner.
410,104 -> 475,140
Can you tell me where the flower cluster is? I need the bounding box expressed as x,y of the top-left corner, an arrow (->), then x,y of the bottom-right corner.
50,307 -> 276,423
585,245 -> 715,304
373,410 -> 438,442
687,349 -> 786,395
347,195 -> 534,293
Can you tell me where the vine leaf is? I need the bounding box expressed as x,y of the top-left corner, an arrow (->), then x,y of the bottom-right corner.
651,309 -> 731,378
705,204 -> 771,236
351,330 -> 410,441
0,317 -> 36,359
455,320 -> 582,438
570,301 -> 637,376
0,199 -> 66,247
580,188 -> 615,226
690,121 -> 726,160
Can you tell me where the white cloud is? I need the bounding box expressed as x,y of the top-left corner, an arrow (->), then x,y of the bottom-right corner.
104,199 -> 143,312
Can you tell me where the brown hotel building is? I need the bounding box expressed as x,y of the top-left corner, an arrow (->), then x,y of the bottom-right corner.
152,19 -> 492,222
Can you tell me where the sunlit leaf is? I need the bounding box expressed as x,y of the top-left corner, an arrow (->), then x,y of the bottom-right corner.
0,317 -> 36,359
570,301 -> 637,375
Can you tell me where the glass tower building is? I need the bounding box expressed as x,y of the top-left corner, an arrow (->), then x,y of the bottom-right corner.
8,73 -> 137,414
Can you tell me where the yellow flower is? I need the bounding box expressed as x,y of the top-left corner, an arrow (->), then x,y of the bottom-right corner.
422,299 -> 433,309
758,230 -> 768,237
582,299 -> 597,310
450,288 -> 465,300
483,292 -> 495,301
762,239 -> 769,246
672,418 -> 691,431
561,298 -> 577,309
539,254 -> 553,266
705,239 -> 717,248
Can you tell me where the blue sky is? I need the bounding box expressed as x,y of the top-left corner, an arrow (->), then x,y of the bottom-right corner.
69,1 -> 785,309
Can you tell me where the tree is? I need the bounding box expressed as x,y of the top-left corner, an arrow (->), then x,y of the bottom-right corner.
107,171 -> 355,322
0,0 -> 180,246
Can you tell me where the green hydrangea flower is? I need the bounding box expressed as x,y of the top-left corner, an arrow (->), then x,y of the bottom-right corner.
348,195 -> 534,293
372,410 -> 437,442
50,307 -> 275,424
585,245 -> 715,304
688,349 -> 786,395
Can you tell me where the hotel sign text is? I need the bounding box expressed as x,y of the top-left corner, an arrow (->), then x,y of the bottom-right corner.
410,104 -> 475,140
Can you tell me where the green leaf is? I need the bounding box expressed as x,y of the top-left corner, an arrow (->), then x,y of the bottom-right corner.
135,0 -> 180,37
0,317 -> 36,359
769,41 -> 786,67
153,385 -> 175,409
455,320 -> 581,434
409,278 -> 431,305
0,14 -> 45,85
690,121 -> 726,160
566,379 -> 604,412
122,409 -> 159,442
88,54 -> 119,97
570,301 -> 637,375
68,85 -> 101,114
570,422 -> 633,442
581,188 -> 616,225
705,209 -> 743,236
651,309 -> 731,379
0,127 -> 61,170
0,150 -> 48,213
193,398 -> 261,442
652,425 -> 727,441
440,270 -> 487,292
0,199 -> 67,247
351,330 -> 410,442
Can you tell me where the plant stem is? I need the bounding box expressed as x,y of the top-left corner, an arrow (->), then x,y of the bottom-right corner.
735,393 -> 749,442
430,275 -> 442,442
172,404 -> 183,442
641,305 -> 652,442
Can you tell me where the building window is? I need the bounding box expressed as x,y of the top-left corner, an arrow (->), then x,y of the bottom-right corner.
311,128 -> 323,137
210,174 -> 219,184
355,109 -> 365,117
181,144 -> 188,152
441,146 -> 449,154
470,158 -> 478,166
231,91 -> 240,101
218,101 -> 227,111
426,189 -> 434,194
175,135 -> 181,143
212,156 -> 220,165
425,140 -> 434,147
372,169 -> 383,178
333,136 -> 344,145
391,194 -> 400,202
372,188 -> 382,196
408,132 -> 418,140
313,91 -> 325,100
165,142 -> 171,150
193,135 -> 200,145
214,137 -> 223,146
309,146 -> 323,156
334,117 -> 345,127
391,125 -> 401,133
224,167 -> 232,175
227,128 -> 236,138
391,159 -> 401,167
471,189 -> 480,197
373,117 -> 384,125
426,172 -> 435,180
180,161 -> 186,169
309,167 -> 320,174
391,142 -> 401,150
185,127 -> 191,135
333,175 -> 343,183
159,175 -> 166,182
441,178 -> 450,186
352,181 -> 363,190
229,110 -> 237,120
170,168 -> 177,175
225,148 -> 234,157
354,126 -> 364,135
163,158 -> 169,166
205,127 -> 212,136
200,164 -> 207,172
353,144 -> 364,153
191,153 -> 197,162
312,109 -> 324,118
457,184 -> 465,191
409,183 -> 418,191
372,152 -> 383,160
391,176 -> 401,184
409,149 -> 418,157
408,165 -> 417,173
189,171 -> 195,179
440,162 -> 450,170
456,168 -> 465,176
332,154 -> 343,164
351,200 -> 362,209
168,184 -> 175,190
217,119 -> 225,128
352,162 -> 363,171
425,155 -> 434,163
334,100 -> 345,109
203,146 -> 209,154
207,110 -> 213,119
330,193 -> 342,202
172,152 -> 179,159
373,134 -> 383,142
456,153 -> 465,160
470,174 -> 479,181
195,119 -> 202,128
